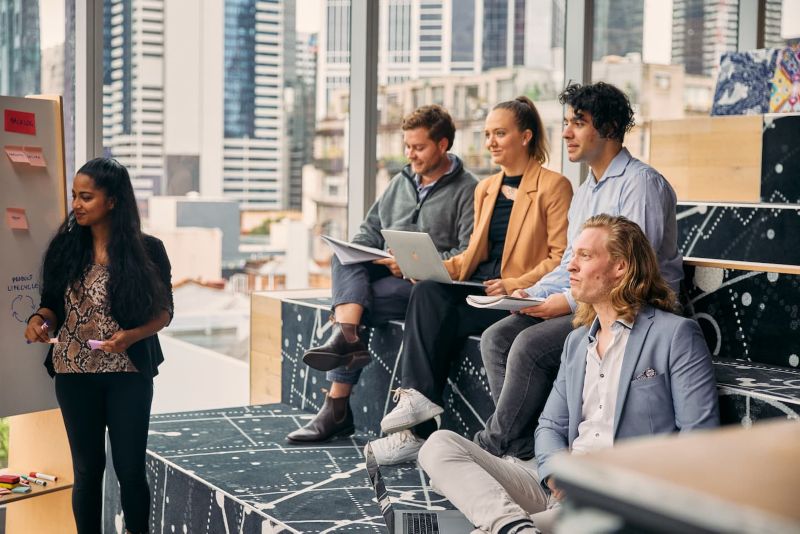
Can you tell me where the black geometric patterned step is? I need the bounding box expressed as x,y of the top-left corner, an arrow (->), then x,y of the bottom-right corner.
762,114 -> 800,204
677,203 -> 800,265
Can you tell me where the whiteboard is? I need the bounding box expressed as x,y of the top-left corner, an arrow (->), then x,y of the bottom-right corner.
0,95 -> 67,417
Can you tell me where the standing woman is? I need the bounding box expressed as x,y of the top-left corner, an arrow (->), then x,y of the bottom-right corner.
24,158 -> 173,534
368,96 -> 573,465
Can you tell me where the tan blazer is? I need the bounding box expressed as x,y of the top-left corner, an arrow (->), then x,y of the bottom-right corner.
443,158 -> 573,293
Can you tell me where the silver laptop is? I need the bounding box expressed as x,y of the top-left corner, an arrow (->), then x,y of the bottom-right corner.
381,230 -> 484,287
365,442 -> 474,534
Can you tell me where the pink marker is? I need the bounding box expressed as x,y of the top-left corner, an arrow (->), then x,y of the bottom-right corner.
88,340 -> 103,350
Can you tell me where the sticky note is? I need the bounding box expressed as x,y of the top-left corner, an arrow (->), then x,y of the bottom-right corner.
22,146 -> 45,167
4,109 -> 36,135
4,145 -> 28,163
5,207 -> 29,230
88,339 -> 103,350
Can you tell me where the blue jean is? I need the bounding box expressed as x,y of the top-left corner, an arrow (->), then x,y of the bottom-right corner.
474,313 -> 575,459
327,255 -> 412,384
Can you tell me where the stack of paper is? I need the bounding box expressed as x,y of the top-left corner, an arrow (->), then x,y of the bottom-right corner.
466,295 -> 545,312
321,235 -> 392,265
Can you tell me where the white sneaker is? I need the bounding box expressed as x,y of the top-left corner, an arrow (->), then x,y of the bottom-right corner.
380,388 -> 444,434
367,430 -> 425,465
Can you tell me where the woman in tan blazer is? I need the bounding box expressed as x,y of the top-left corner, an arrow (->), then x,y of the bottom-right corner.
368,96 -> 573,465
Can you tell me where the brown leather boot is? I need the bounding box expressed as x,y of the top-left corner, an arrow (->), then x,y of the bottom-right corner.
286,394 -> 355,443
302,322 -> 371,372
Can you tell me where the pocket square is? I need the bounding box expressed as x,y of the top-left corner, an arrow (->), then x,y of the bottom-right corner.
633,368 -> 658,381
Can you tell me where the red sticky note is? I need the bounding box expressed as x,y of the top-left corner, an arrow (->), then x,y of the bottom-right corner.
4,145 -> 28,163
4,109 -> 36,135
22,146 -> 45,167
5,208 -> 29,230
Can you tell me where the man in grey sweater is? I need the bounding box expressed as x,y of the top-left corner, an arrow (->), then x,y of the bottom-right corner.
287,105 -> 478,444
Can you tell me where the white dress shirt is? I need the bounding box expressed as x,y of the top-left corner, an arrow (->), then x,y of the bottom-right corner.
571,318 -> 633,455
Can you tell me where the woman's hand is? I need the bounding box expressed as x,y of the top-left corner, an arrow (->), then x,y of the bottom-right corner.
100,330 -> 135,353
483,279 -> 508,296
24,315 -> 50,344
511,288 -> 530,298
519,293 -> 571,318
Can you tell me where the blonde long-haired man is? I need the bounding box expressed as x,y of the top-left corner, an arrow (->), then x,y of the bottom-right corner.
418,215 -> 719,534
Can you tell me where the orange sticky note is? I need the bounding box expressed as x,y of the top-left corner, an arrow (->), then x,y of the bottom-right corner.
4,145 -> 28,163
5,208 -> 29,230
22,146 -> 46,167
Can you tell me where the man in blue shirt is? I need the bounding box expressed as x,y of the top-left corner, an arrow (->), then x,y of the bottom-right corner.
473,81 -> 684,460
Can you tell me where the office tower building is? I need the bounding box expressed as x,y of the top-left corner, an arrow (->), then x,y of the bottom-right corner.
672,0 -> 738,76
592,0 -> 644,60
288,32 -> 318,210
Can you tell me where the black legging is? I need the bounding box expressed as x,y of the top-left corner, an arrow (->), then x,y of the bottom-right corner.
55,372 -> 153,534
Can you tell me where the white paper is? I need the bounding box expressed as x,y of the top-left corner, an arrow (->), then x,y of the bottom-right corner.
321,235 -> 392,265
466,295 -> 545,311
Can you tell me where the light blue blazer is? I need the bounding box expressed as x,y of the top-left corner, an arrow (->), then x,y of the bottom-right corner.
535,305 -> 720,483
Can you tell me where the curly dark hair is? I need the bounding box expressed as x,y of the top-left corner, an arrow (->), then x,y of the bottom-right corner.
402,104 -> 456,150
559,82 -> 635,142
40,158 -> 170,327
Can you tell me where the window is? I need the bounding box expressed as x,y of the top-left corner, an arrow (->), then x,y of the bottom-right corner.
591,0 -> 741,161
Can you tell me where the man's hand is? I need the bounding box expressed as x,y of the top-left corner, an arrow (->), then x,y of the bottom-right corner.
546,477 -> 565,501
100,330 -> 135,353
519,293 -> 571,318
483,278 -> 508,296
372,256 -> 403,278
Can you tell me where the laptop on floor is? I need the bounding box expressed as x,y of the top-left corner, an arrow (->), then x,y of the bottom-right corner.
365,442 -> 474,534
381,230 -> 484,288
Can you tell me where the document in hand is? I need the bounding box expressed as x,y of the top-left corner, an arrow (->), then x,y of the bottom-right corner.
466,295 -> 545,312
321,235 -> 392,265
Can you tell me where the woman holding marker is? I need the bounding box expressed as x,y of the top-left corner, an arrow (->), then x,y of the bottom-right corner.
23,157 -> 173,534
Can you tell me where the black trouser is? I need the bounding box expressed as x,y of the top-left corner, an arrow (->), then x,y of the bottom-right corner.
400,280 -> 508,414
55,372 -> 153,534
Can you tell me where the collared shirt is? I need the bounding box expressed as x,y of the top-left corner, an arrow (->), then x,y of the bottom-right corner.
413,154 -> 457,202
571,317 -> 632,455
525,148 -> 684,309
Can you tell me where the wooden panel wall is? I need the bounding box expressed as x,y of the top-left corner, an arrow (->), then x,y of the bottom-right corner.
650,115 -> 762,202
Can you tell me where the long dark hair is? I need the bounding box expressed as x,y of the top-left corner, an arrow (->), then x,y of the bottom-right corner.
41,158 -> 169,326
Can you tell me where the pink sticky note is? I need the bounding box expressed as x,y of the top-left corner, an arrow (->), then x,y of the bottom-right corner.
4,145 -> 28,163
5,208 -> 29,230
22,146 -> 45,167
88,340 -> 103,350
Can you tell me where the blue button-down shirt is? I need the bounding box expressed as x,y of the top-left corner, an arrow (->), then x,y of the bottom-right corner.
526,148 -> 683,310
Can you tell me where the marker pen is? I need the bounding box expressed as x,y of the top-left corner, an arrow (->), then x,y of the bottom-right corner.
29,472 -> 57,482
21,475 -> 47,486
88,340 -> 103,350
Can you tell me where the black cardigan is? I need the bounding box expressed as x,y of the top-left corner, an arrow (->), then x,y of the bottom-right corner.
40,234 -> 174,379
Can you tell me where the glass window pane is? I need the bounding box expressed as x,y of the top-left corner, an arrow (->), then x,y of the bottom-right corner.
0,0 -> 76,178
375,0 -> 566,196
591,0 -> 741,162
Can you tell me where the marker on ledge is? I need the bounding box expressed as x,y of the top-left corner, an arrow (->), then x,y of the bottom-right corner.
21,475 -> 47,486
29,472 -> 57,482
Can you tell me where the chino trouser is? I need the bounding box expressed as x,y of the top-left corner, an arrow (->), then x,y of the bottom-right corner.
474,314 -> 575,459
399,280 -> 508,406
327,255 -> 413,384
419,430 -> 559,534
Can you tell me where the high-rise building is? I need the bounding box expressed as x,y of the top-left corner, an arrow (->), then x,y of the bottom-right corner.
102,0 -> 296,211
0,0 -> 41,96
763,0 -> 787,48
288,32 -> 318,210
102,0 -> 165,209
592,0 -> 644,61
672,0 -> 738,76
41,45 -> 65,102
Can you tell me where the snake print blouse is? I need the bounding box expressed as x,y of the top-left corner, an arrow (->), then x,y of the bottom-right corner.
52,264 -> 137,373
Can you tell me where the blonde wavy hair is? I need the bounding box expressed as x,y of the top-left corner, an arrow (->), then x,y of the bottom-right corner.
573,214 -> 677,328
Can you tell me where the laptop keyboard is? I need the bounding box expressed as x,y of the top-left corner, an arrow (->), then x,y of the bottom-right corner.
402,512 -> 440,534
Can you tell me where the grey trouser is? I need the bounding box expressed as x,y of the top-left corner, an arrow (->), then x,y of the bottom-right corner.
419,430 -> 559,534
474,314 -> 575,459
327,255 -> 412,385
